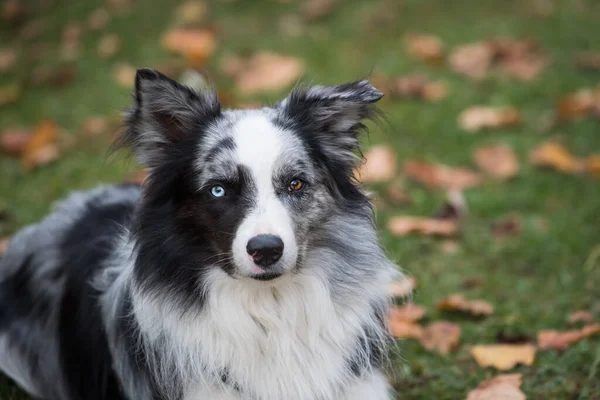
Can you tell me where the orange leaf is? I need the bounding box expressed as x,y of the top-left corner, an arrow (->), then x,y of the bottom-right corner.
557,89 -> 596,120
162,28 -> 216,66
390,75 -> 448,102
113,63 -> 136,89
389,304 -> 427,323
388,319 -> 423,339
437,294 -> 494,317
587,155 -> 600,178
20,120 -> 60,170
1,128 -> 31,156
458,106 -> 521,132
449,42 -> 492,80
404,34 -> 444,65
473,144 -> 519,180
467,374 -> 525,400
538,323 -> 600,350
568,310 -> 594,325
356,145 -> 397,183
235,52 -> 304,95
470,344 -> 536,370
404,160 -> 483,190
418,321 -> 461,354
529,142 -> 586,174
388,216 -> 458,237
576,52 -> 600,71
388,277 -> 415,298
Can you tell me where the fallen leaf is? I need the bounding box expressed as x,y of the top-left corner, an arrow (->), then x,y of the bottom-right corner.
587,155 -> 600,178
439,239 -> 460,254
301,0 -> 340,21
537,323 -> 600,350
107,0 -> 132,15
388,216 -> 458,237
2,0 -> 26,23
404,160 -> 483,190
88,8 -> 111,30
462,277 -> 483,289
449,42 -> 493,80
0,128 -> 31,155
97,34 -> 121,59
235,52 -> 304,95
389,319 -> 423,339
419,321 -> 461,354
385,185 -> 413,206
0,237 -> 9,255
437,294 -> 494,317
458,106 -> 522,133
404,34 -> 444,65
433,190 -> 467,220
529,142 -> 586,174
356,145 -> 397,183
173,1 -> 208,26
221,53 -> 246,77
81,116 -> 110,137
575,52 -> 600,71
62,22 -> 82,45
492,214 -> 522,237
466,374 -> 525,400
557,88 -> 596,120
422,81 -> 448,102
389,304 -> 427,322
473,144 -> 519,179
388,277 -> 416,298
390,75 -> 448,102
0,83 -> 21,107
498,55 -> 547,81
0,48 -> 17,73
21,120 -> 60,170
470,344 -> 536,370
486,37 -> 538,60
568,310 -> 594,325
162,28 -> 216,66
113,63 -> 136,88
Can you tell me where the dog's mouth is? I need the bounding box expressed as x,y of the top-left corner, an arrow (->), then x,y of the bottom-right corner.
250,272 -> 284,281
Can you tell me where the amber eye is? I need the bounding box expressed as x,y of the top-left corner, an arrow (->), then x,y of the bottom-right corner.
288,178 -> 304,192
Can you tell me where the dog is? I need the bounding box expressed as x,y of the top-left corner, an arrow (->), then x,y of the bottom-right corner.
0,69 -> 399,400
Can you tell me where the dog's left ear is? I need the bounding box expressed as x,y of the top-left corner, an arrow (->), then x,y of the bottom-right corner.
277,80 -> 383,164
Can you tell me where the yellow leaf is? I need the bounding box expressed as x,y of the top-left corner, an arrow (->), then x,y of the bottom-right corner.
529,142 -> 585,174
470,344 -> 536,370
20,120 -> 60,170
419,321 -> 461,354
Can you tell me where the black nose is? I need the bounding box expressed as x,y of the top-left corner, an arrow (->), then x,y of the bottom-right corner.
246,235 -> 284,267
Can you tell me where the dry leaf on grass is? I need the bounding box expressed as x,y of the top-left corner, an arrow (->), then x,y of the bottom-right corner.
389,304 -> 427,323
404,160 -> 483,191
80,116 -> 113,137
384,185 -> 413,206
389,319 -> 423,339
162,28 -> 216,65
529,142 -> 586,174
575,52 -> 600,71
97,34 -> 121,59
355,145 -> 397,183
235,52 -> 304,95
1,129 -> 31,155
466,374 -> 525,400
88,8 -> 111,30
499,55 -> 548,81
389,277 -> 416,298
537,323 -> 600,350
588,155 -> 600,178
301,0 -> 340,21
419,321 -> 461,354
449,42 -> 493,80
433,190 -> 467,220
404,34 -> 444,65
470,344 -> 536,370
0,48 -> 17,73
113,63 -> 136,88
458,106 -> 522,133
437,294 -> 494,317
0,237 -> 9,255
173,1 -> 208,26
568,310 -> 594,324
390,75 -> 448,102
21,120 -> 60,170
473,144 -> 519,179
388,216 -> 458,237
557,88 -> 600,120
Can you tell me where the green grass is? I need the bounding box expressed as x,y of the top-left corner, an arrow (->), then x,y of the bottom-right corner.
1,0 -> 600,398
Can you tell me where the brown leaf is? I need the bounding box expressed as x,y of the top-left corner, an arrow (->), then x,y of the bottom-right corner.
404,160 -> 483,191
388,277 -> 416,298
470,344 -> 536,370
434,190 -> 467,220
301,0 -> 340,21
422,81 -> 448,102
437,294 -> 494,317
81,116 -> 110,137
537,323 -> 600,350
220,53 -> 246,77
557,89 -> 596,120
576,52 -> 600,71
62,22 -> 83,45
235,52 -> 304,95
498,55 -> 547,81
568,310 -> 594,325
419,321 -> 461,354
2,0 -> 27,23
0,128 -> 31,155
0,237 -> 9,255
385,185 -> 413,206
0,48 -> 17,73
21,120 -> 60,170
390,304 -> 427,322
458,106 -> 522,133
492,214 -> 522,237
587,155 -> 600,178
404,34 -> 444,65
466,374 -> 525,400
97,34 -> 121,59
107,0 -> 132,15
389,319 -> 423,339
473,144 -> 519,179
529,142 -> 586,174
0,83 -> 21,107
390,75 -> 448,102
388,216 -> 459,237
88,8 -> 111,31
449,42 -> 492,80
113,63 -> 136,88
356,145 -> 397,183
173,1 -> 208,26
162,28 -> 216,66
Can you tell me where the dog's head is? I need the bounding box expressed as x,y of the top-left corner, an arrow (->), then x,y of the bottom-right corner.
119,69 -> 382,285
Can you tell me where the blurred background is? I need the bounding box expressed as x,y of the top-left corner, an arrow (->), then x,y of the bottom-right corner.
1,0 -> 599,398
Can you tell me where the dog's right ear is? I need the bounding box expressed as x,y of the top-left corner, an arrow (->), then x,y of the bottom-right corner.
113,68 -> 220,168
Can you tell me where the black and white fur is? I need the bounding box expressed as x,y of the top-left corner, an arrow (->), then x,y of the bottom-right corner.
0,69 -> 399,400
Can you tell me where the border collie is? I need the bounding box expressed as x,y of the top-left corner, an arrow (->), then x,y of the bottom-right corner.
0,69 -> 399,400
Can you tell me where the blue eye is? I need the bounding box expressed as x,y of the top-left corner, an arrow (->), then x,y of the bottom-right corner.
210,185 -> 225,198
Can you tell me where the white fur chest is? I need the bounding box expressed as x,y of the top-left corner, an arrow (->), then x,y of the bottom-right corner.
134,270 -> 382,400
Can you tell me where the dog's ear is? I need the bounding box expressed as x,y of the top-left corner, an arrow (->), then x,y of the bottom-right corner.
277,80 -> 383,165
114,68 -> 220,168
